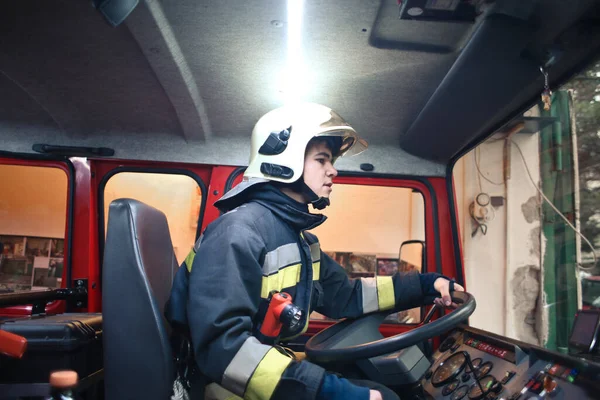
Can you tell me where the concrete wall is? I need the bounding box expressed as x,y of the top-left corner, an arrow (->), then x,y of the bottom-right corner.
455,140 -> 508,337
454,111 -> 544,345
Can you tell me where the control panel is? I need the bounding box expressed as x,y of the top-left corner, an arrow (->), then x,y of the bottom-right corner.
421,327 -> 599,399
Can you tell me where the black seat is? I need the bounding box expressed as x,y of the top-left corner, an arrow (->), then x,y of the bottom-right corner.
102,198 -> 179,400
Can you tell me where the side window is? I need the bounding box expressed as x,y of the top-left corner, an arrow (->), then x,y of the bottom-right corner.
452,57 -> 599,351
0,165 -> 68,293
309,184 -> 426,324
103,172 -> 203,265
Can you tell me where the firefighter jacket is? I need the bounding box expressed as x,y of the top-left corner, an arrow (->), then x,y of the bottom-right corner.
166,179 -> 443,400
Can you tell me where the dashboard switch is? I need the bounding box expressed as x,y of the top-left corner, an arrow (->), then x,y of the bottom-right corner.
539,375 -> 558,396
501,371 -> 516,385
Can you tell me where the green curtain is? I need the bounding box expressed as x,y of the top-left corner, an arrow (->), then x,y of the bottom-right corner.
540,90 -> 579,352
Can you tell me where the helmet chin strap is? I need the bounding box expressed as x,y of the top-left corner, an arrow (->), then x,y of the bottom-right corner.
299,180 -> 330,210
287,177 -> 330,210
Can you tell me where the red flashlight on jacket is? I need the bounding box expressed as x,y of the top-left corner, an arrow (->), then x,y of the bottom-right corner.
259,292 -> 303,339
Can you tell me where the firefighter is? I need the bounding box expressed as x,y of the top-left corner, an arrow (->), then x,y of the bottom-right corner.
166,103 -> 464,400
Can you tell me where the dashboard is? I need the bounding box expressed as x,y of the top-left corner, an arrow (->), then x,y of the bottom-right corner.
421,325 -> 600,400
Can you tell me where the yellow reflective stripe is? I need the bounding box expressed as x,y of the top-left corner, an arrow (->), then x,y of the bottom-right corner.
260,264 -> 301,298
259,260 -> 319,298
312,261 -> 320,281
184,249 -> 196,272
376,276 -> 395,310
245,348 -> 292,400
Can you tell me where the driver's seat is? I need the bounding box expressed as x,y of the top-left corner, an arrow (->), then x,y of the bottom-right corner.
102,198 -> 179,400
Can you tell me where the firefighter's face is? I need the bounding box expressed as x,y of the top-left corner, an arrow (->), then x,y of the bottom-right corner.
303,141 -> 338,199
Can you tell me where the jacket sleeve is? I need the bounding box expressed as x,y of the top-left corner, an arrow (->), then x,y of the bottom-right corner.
315,251 -> 444,319
187,222 -> 325,400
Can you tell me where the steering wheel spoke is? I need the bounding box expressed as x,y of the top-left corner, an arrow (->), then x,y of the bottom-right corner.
422,304 -> 441,324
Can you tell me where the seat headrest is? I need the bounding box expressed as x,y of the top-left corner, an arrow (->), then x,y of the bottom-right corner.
102,198 -> 178,400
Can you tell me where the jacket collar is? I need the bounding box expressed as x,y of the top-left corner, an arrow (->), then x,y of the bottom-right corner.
214,178 -> 326,232
248,184 -> 327,232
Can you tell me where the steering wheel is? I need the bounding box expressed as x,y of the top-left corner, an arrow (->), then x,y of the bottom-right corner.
305,291 -> 476,363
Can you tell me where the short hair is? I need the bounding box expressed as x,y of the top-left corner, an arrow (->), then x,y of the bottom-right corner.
305,136 -> 343,157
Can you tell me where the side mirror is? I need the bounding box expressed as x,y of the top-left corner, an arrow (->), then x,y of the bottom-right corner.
385,240 -> 426,325
399,240 -> 425,272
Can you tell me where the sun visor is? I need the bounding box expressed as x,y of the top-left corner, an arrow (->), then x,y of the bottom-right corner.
92,0 -> 139,27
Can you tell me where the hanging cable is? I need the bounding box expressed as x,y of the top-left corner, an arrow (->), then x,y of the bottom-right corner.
475,147 -> 504,186
511,139 -> 597,270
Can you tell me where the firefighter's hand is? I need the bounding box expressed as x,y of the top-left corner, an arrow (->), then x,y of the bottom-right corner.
433,278 -> 464,308
369,390 -> 383,400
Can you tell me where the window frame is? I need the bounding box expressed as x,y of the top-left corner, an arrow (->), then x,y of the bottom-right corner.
97,166 -> 208,274
0,154 -> 75,316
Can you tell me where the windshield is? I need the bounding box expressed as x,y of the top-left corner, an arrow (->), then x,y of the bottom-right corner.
453,56 -> 600,353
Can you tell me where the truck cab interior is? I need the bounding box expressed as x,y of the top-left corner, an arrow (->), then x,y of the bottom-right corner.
1,1 -> 600,399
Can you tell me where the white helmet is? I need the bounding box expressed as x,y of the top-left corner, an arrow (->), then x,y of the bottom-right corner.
245,103 -> 367,183
216,103 -> 367,211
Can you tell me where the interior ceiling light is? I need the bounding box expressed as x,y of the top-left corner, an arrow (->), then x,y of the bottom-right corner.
278,0 -> 310,105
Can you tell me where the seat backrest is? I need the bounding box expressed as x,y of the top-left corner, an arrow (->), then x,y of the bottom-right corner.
102,198 -> 178,400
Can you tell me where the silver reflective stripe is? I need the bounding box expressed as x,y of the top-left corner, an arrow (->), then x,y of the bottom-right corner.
222,337 -> 271,396
262,243 -> 301,275
309,242 -> 320,262
204,383 -> 240,400
193,234 -> 204,251
361,277 -> 379,314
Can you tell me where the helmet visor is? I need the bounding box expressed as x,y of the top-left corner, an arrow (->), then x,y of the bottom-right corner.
315,130 -> 368,159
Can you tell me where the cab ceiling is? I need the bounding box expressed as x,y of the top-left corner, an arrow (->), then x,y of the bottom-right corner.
0,1 -> 599,176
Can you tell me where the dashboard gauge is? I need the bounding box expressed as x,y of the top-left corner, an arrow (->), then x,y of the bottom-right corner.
431,352 -> 466,387
442,379 -> 460,396
450,385 -> 469,400
474,361 -> 493,378
465,357 -> 482,373
468,375 -> 496,399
